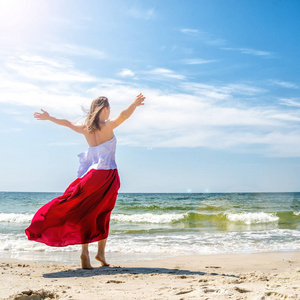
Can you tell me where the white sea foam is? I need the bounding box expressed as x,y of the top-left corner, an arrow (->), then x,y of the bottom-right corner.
111,213 -> 186,223
226,212 -> 279,224
0,213 -> 33,223
2,229 -> 300,262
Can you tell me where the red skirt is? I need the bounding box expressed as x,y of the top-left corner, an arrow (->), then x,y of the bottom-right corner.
25,169 -> 120,247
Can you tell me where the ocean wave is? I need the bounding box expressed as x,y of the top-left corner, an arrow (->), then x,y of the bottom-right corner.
0,213 -> 33,223
226,212 -> 279,224
176,211 -> 284,226
112,211 -> 290,225
1,229 -> 300,259
118,204 -> 196,211
111,213 -> 186,223
1,211 -> 298,226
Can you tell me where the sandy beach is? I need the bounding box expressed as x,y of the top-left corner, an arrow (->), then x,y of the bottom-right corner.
1,251 -> 299,300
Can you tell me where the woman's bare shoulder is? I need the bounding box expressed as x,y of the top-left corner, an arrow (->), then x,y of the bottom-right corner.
69,122 -> 86,134
84,126 -> 114,146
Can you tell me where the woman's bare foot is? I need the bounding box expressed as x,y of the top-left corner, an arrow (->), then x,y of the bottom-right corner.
95,254 -> 110,266
80,253 -> 93,270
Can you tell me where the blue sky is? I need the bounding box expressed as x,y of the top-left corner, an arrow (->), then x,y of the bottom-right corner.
1,0 -> 300,192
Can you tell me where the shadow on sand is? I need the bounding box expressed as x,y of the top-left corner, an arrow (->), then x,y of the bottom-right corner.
43,266 -> 239,279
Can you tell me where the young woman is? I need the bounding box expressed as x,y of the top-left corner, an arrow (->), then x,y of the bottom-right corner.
25,93 -> 145,269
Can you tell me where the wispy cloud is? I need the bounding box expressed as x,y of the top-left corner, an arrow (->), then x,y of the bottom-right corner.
279,98 -> 300,107
180,28 -> 226,46
0,54 -> 93,116
270,80 -> 298,89
127,7 -> 155,20
5,54 -> 98,82
0,73 -> 88,116
118,69 -> 135,77
180,28 -> 199,36
180,28 -> 272,57
84,80 -> 300,157
146,68 -> 185,80
44,43 -> 105,60
1,52 -> 300,157
182,58 -> 218,65
180,82 -> 265,99
222,47 -> 272,57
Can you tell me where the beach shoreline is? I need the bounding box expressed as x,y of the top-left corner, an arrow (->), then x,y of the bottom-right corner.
1,251 -> 299,299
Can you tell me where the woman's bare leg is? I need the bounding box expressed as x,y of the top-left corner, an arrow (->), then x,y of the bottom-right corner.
81,243 -> 93,269
95,238 -> 109,266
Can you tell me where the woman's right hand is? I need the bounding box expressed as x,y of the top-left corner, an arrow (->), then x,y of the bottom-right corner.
34,109 -> 50,120
134,93 -> 145,106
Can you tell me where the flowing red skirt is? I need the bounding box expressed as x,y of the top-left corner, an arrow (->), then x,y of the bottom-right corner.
25,169 -> 120,247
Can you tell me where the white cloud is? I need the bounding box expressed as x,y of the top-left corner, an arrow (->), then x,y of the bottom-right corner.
0,55 -> 91,116
19,54 -> 73,69
89,81 -> 300,157
270,80 -> 298,89
180,82 -> 265,100
147,68 -> 185,80
183,59 -> 218,65
4,54 -> 98,82
127,7 -> 155,20
118,69 -> 135,77
180,28 -> 226,46
180,28 -> 275,59
180,82 -> 230,100
0,76 -> 88,116
223,83 -> 266,96
205,38 -> 227,46
180,28 -> 199,36
44,43 -> 105,60
1,53 -> 300,157
180,29 -> 272,57
222,47 -> 272,57
279,98 -> 300,107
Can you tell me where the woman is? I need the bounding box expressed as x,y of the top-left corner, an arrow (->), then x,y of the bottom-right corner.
25,93 -> 145,269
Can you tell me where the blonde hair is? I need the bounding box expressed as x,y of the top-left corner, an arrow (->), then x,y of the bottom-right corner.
85,96 -> 109,132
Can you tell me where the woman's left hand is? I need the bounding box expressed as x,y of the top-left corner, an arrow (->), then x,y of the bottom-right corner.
134,93 -> 145,106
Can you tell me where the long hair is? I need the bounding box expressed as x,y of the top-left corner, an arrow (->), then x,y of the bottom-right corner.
85,96 -> 109,132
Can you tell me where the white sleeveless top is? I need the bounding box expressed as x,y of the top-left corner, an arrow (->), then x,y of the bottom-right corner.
77,135 -> 117,178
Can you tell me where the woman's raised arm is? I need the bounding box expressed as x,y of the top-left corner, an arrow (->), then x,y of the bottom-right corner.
34,109 -> 85,134
107,93 -> 145,130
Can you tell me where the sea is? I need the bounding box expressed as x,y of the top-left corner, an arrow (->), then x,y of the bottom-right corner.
0,192 -> 299,265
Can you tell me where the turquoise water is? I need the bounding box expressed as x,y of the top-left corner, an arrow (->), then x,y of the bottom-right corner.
0,192 -> 299,264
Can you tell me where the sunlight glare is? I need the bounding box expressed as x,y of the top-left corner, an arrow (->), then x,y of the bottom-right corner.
0,0 -> 44,41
